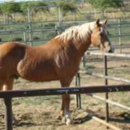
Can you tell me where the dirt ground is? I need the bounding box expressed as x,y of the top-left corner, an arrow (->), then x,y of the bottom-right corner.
0,49 -> 130,130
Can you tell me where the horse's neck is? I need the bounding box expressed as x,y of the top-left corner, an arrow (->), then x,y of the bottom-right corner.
73,34 -> 91,57
55,23 -> 93,59
73,23 -> 93,57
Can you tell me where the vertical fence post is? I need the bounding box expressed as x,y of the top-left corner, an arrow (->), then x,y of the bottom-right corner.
104,55 -> 109,123
23,31 -> 26,42
118,19 -> 122,53
58,7 -> 62,24
75,72 -> 81,109
82,55 -> 86,67
4,97 -> 13,130
27,8 -> 33,46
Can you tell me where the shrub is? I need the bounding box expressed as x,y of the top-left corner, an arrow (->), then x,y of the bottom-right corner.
33,36 -> 40,40
11,37 -> 22,41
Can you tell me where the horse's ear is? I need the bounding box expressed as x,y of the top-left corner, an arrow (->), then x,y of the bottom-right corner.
103,19 -> 108,25
95,19 -> 100,27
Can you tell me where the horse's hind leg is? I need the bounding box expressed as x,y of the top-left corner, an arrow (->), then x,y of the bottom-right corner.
3,78 -> 18,124
0,80 -> 4,91
0,85 -> 3,91
3,78 -> 14,91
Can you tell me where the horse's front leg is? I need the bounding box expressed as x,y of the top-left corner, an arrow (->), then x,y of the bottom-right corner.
62,94 -> 71,125
60,79 -> 72,125
59,94 -> 71,125
58,97 -> 64,120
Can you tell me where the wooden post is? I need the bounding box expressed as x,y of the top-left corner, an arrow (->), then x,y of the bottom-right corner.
82,55 -> 86,67
27,8 -> 33,46
58,7 -> 62,23
23,31 -> 26,42
118,19 -> 122,53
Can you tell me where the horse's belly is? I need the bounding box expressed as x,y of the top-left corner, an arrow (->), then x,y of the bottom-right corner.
17,60 -> 58,82
20,69 -> 58,82
29,72 -> 58,82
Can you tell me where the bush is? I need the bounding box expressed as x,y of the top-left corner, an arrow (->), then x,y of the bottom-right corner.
33,36 -> 40,40
11,37 -> 22,41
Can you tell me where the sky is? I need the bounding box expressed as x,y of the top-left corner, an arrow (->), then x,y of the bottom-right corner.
0,0 -> 62,3
0,0 -> 37,3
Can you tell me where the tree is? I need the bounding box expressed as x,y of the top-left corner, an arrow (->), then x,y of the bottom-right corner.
87,0 -> 124,16
20,1 -> 49,15
0,2 -> 22,14
55,1 -> 78,16
0,2 -> 22,22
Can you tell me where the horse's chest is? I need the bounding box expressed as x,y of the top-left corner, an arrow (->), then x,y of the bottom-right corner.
55,59 -> 80,79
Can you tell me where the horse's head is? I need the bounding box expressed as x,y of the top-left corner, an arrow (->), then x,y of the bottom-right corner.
91,19 -> 114,53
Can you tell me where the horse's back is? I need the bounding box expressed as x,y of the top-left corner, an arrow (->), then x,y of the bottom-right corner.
0,42 -> 26,56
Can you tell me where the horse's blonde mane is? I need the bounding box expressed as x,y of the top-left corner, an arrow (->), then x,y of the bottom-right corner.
57,21 -> 95,43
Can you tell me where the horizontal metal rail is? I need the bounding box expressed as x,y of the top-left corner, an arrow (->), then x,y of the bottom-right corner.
87,93 -> 130,111
86,51 -> 130,58
79,70 -> 130,83
1,85 -> 129,130
0,85 -> 130,98
0,28 -> 56,35
88,44 -> 130,51
79,52 -> 130,130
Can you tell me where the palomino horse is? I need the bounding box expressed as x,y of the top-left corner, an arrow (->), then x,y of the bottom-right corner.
0,19 -> 114,125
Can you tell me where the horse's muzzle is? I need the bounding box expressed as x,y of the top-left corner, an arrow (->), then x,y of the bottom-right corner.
109,44 -> 115,53
108,48 -> 114,53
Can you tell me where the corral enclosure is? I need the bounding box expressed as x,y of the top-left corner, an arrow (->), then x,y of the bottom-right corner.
0,1 -> 130,130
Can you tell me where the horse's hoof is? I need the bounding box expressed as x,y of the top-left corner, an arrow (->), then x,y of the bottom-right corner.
66,118 -> 71,126
56,115 -> 62,120
12,118 -> 19,125
62,117 -> 66,124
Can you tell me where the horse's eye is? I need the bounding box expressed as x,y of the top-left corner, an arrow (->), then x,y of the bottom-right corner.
100,32 -> 104,36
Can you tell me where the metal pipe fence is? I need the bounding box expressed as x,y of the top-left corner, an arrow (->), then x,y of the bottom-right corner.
0,85 -> 130,130
0,18 -> 130,47
75,51 -> 130,129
